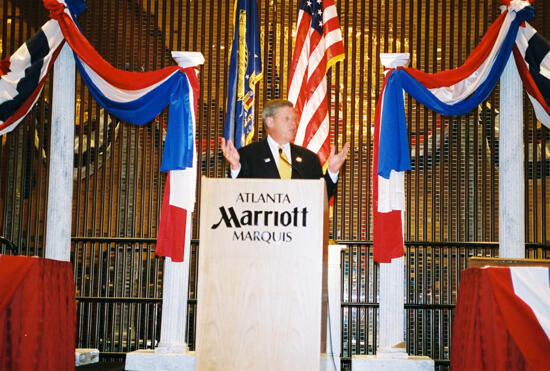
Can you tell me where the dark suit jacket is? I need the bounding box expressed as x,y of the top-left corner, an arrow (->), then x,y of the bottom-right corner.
236,139 -> 337,198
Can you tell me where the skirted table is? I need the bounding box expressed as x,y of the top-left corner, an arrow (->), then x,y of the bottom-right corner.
451,266 -> 550,371
0,255 -> 75,370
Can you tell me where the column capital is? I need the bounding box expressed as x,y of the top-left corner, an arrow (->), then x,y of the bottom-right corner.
171,51 -> 204,68
380,53 -> 410,69
499,0 -> 533,5
500,0 -> 534,14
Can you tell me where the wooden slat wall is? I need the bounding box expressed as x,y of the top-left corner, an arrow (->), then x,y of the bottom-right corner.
0,2 -> 50,256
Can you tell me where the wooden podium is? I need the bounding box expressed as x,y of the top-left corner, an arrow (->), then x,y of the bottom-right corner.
196,177 -> 328,371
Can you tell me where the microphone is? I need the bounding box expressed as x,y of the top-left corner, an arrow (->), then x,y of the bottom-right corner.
278,147 -> 303,178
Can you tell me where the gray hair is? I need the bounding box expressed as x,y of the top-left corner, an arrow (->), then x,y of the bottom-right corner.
262,99 -> 294,125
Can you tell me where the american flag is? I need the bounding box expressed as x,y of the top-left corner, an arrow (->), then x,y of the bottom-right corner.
287,0 -> 345,164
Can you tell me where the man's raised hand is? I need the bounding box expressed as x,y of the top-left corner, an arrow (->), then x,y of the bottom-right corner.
328,142 -> 350,174
220,137 -> 241,170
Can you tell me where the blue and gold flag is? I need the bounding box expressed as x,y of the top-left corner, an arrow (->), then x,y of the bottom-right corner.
223,0 -> 262,149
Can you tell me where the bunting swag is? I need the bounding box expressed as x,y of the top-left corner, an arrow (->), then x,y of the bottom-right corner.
156,67 -> 199,262
43,0 -> 203,262
0,20 -> 64,135
43,0 -> 198,172
1,0 -> 198,173
373,2 -> 538,263
0,0 -> 203,262
514,23 -> 550,129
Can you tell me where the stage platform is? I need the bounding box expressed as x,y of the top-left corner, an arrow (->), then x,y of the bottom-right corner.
77,361 -> 125,370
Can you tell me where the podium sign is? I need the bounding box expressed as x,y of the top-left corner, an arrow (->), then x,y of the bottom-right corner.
196,177 -> 328,371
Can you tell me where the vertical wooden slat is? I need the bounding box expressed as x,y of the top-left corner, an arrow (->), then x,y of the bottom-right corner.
439,0 -> 447,243
277,0 -> 285,99
0,0 -> 6,60
22,14 -> 32,256
113,1 -> 123,354
414,0 -> 421,240
431,2 -> 438,241
88,9 -> 101,349
355,0 -> 364,242
423,0 -> 430,242
204,0 -> 215,178
362,0 -> 371,242
135,0 -> 146,350
348,0 -> 356,239
105,2 -> 117,349
214,1 -> 226,177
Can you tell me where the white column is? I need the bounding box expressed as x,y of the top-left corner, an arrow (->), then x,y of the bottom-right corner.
377,53 -> 409,359
378,256 -> 406,356
156,223 -> 192,353
47,42 -> 99,367
155,51 -> 202,357
498,4 -> 525,258
125,211 -> 195,371
353,53 -> 433,370
45,43 -> 75,262
125,51 -> 203,371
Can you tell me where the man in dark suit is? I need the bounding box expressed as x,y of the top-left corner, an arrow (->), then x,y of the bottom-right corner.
221,99 -> 349,198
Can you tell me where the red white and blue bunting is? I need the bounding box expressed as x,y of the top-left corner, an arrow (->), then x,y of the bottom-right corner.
514,23 -> 550,128
1,0 -> 202,173
0,20 -> 64,135
374,1 -> 549,263
0,0 -> 203,262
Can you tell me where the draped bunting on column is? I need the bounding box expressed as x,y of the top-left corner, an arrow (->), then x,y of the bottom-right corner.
373,1 -> 550,263
0,0 -> 203,261
0,20 -> 64,135
1,0 -> 200,172
514,23 -> 550,128
42,0 -> 198,172
156,60 -> 200,262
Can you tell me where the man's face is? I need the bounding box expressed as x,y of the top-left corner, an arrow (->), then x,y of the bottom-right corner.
266,105 -> 296,145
